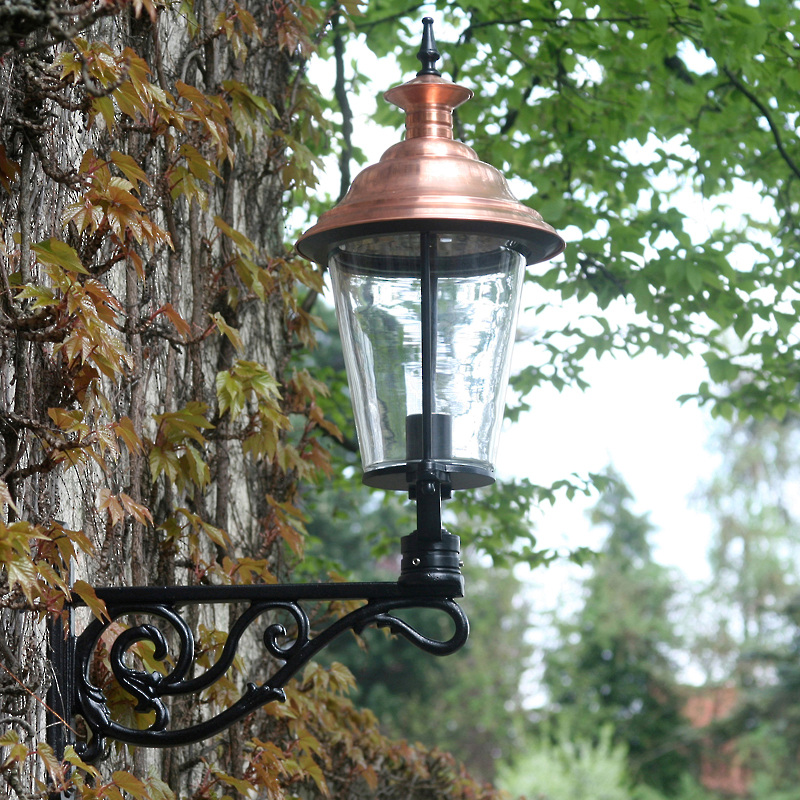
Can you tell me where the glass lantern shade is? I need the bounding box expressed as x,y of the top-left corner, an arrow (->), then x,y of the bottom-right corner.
329,231 -> 526,490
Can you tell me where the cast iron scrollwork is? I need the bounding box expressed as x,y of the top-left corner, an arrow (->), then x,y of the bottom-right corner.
71,582 -> 468,762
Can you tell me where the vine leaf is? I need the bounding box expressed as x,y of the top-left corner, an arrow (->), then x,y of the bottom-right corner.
63,747 -> 99,778
113,416 -> 144,455
72,580 -> 110,622
210,312 -> 244,352
0,730 -> 20,747
0,479 -> 19,514
112,770 -> 149,798
214,215 -> 255,258
110,151 -> 151,191
159,304 -> 191,339
32,239 -> 89,275
0,144 -> 20,191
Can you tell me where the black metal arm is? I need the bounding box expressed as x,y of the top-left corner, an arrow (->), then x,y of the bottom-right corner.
48,578 -> 468,763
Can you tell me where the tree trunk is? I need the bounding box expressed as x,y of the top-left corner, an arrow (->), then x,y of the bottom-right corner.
0,0 -> 310,793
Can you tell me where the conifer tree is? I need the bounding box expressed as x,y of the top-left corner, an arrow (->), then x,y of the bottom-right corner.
543,478 -> 690,795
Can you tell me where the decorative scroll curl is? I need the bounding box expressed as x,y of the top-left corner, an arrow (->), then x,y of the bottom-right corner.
72,583 -> 468,762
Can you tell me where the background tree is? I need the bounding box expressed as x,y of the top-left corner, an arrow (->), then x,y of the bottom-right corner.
675,416 -> 800,798
542,476 -> 691,796
689,416 -> 800,686
732,602 -> 800,799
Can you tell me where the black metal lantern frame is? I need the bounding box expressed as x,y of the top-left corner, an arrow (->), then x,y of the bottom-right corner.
44,19 -> 564,765
45,229 -> 467,764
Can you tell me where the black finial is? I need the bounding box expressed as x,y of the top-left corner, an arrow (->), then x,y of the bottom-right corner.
416,17 -> 441,76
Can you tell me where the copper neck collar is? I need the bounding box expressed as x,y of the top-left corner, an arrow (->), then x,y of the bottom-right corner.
383,74 -> 473,140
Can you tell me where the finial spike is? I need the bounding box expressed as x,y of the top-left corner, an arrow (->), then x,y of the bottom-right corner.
416,17 -> 442,77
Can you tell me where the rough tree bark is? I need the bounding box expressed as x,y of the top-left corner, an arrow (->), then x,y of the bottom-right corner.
0,0 -> 327,793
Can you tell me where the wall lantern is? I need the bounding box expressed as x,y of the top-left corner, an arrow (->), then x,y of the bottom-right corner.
47,19 -> 564,763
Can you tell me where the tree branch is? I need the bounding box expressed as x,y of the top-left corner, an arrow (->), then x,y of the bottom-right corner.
333,23 -> 353,204
356,4 -> 426,35
0,410 -> 95,451
724,67 -> 800,182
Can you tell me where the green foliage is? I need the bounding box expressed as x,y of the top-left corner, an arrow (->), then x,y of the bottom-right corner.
498,726 -> 668,800
359,0 -> 800,423
450,472 -> 615,567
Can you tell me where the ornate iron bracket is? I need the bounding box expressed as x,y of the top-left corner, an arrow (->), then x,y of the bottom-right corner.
49,580 -> 468,763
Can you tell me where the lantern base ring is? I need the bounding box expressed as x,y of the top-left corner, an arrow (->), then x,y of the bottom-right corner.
362,460 -> 495,491
47,579 -> 468,763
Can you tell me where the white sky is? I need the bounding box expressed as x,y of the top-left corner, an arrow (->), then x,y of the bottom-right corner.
499,327 -> 719,582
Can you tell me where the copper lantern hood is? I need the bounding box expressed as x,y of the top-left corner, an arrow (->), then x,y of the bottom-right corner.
295,23 -> 565,266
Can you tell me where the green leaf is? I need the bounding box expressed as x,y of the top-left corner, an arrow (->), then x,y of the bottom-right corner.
214,216 -> 255,258
733,312 -> 753,339
92,95 -> 116,131
72,579 -> 110,621
112,770 -> 148,800
32,239 -> 89,274
63,746 -> 100,777
0,730 -> 20,746
774,311 -> 795,338
180,144 -> 221,183
0,479 -> 19,515
210,311 -> 244,352
686,267 -> 702,293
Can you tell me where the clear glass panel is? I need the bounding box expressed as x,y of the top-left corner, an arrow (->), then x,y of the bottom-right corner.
329,232 -> 525,481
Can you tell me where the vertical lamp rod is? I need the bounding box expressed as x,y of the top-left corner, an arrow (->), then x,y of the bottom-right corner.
420,230 -> 435,464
